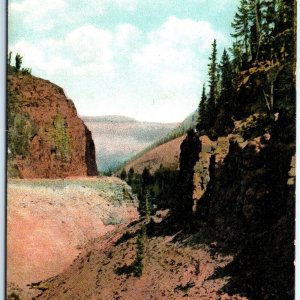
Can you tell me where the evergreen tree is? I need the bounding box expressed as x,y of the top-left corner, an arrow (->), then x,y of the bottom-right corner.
141,167 -> 151,194
231,0 -> 252,62
230,41 -> 243,74
219,49 -> 234,106
274,0 -> 295,62
207,39 -> 218,124
127,167 -> 134,185
196,84 -> 208,131
249,0 -> 263,61
120,168 -> 127,181
15,53 -> 23,72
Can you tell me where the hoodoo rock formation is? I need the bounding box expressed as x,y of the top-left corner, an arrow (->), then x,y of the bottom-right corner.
7,73 -> 98,178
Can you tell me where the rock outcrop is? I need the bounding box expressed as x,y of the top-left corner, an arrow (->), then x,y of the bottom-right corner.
7,73 -> 98,178
187,112 -> 295,299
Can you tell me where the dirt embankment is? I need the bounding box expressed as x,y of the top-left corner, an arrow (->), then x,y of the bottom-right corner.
7,177 -> 138,298
24,213 -> 247,300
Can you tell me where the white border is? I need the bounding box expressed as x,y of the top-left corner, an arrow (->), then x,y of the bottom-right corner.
0,1 -> 6,298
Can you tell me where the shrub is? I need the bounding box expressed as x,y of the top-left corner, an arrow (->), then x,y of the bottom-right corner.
15,53 -> 23,72
7,89 -> 36,158
50,114 -> 72,162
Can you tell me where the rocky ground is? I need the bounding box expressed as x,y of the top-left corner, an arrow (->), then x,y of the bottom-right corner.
7,176 -> 248,300
25,212 -> 248,300
7,177 -> 138,299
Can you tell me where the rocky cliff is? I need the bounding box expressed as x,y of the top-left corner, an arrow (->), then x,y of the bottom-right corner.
7,73 -> 98,178
179,111 -> 295,299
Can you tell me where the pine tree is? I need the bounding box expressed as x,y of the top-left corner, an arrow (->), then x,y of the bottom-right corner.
120,168 -> 127,181
127,167 -> 134,185
207,39 -> 218,125
219,49 -> 234,106
248,0 -> 263,61
230,41 -> 243,74
231,0 -> 252,62
196,84 -> 208,131
141,167 -> 151,194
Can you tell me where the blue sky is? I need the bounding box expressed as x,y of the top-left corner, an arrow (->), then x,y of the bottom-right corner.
8,0 -> 238,122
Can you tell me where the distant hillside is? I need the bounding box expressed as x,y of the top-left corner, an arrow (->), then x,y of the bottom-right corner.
82,116 -> 178,173
122,135 -> 186,174
118,111 -> 197,174
163,110 -> 197,142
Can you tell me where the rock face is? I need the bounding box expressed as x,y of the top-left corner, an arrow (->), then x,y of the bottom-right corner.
188,113 -> 295,299
7,73 -> 98,178
192,135 -> 230,212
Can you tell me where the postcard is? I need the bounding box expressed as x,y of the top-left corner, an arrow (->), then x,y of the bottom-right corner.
7,1 -> 296,299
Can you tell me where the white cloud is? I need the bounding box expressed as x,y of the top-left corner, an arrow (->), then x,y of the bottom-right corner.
9,40 -> 71,75
115,24 -> 141,52
65,25 -> 115,75
9,0 -> 66,31
132,16 -> 224,91
9,0 -> 138,32
148,16 -> 218,49
8,12 -> 231,122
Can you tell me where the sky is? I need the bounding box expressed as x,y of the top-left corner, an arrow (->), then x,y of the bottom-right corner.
8,0 -> 238,123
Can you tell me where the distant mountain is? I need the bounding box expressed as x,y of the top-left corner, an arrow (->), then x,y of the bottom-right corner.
82,116 -> 179,173
161,110 -> 197,142
118,110 -> 198,174
82,115 -> 138,123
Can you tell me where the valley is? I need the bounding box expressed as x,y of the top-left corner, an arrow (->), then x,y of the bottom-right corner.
6,0 -> 296,299
82,116 -> 179,173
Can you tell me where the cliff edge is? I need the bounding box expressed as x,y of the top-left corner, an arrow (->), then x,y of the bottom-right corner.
7,73 -> 98,178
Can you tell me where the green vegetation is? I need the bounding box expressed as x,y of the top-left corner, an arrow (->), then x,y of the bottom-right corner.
121,166 -> 182,216
7,89 -> 36,158
9,179 -> 129,203
15,53 -> 23,72
8,52 -> 32,75
115,227 -> 145,277
196,0 -> 295,135
50,113 -> 72,162
120,168 -> 127,180
127,167 -> 134,185
207,39 -> 218,120
21,68 -> 32,75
